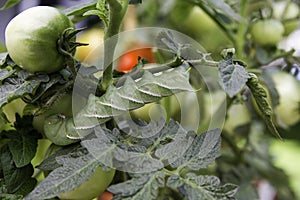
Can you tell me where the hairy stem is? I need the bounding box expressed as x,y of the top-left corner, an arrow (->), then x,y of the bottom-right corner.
101,0 -> 129,92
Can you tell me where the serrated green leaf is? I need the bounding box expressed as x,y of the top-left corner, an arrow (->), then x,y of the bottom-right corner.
221,165 -> 259,200
74,67 -> 193,129
37,144 -> 82,171
171,129 -> 221,170
219,58 -> 250,98
0,69 -> 16,82
0,146 -> 35,195
0,71 -> 48,108
0,0 -> 22,10
5,115 -> 40,167
81,119 -> 196,173
29,74 -> 62,103
246,73 -> 282,139
81,126 -> 165,173
156,31 -> 180,53
108,172 -> 165,200
25,149 -> 104,200
168,173 -> 238,200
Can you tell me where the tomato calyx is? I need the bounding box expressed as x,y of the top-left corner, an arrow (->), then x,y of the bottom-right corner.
57,28 -> 88,74
57,28 -> 84,55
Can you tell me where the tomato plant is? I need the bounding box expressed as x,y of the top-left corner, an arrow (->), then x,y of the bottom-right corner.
1,1 -> 300,200
5,6 -> 75,73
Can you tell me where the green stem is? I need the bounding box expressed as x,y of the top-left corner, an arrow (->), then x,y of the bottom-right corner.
101,0 -> 129,92
235,0 -> 248,60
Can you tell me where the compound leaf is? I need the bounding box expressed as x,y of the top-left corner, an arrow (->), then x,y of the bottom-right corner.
5,115 -> 40,167
25,148 -> 107,200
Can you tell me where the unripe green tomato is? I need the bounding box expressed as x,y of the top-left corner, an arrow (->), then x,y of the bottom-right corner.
251,19 -> 284,46
183,6 -> 216,34
273,1 -> 299,20
271,71 -> 300,127
131,95 -> 180,122
58,167 -> 115,200
131,103 -> 166,122
283,20 -> 299,36
32,94 -> 73,134
223,103 -> 251,134
273,1 -> 300,35
179,6 -> 231,54
5,6 -> 75,73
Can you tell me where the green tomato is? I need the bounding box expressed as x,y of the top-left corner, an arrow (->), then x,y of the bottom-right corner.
32,94 -> 73,134
273,1 -> 300,35
282,20 -> 299,36
271,71 -> 300,127
251,19 -> 284,46
5,6 -> 74,73
58,167 -> 115,200
223,103 -> 251,134
273,1 -> 299,20
131,95 -> 180,122
183,6 -> 216,34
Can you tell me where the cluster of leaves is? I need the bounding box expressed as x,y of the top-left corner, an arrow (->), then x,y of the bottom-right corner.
26,120 -> 238,200
1,0 -> 299,199
0,19 -> 239,200
0,115 -> 41,200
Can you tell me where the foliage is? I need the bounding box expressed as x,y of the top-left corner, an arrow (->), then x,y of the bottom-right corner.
1,0 -> 300,199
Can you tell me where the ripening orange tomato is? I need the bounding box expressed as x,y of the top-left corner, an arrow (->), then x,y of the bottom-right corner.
116,44 -> 155,73
98,191 -> 113,200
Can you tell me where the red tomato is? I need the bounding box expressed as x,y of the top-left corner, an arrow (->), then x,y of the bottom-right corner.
98,191 -> 113,200
116,45 -> 155,73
